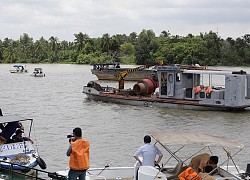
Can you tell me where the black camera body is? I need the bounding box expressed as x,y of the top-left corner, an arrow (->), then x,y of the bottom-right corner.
67,134 -> 75,142
67,135 -> 74,138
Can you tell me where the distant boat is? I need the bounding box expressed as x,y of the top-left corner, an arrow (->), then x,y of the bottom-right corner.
91,62 -> 157,81
31,68 -> 45,77
83,64 -> 250,111
9,64 -> 28,73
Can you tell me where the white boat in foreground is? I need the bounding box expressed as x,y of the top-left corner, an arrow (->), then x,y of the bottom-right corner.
9,64 -> 28,73
51,132 -> 249,180
83,65 -> 250,111
0,113 -> 46,173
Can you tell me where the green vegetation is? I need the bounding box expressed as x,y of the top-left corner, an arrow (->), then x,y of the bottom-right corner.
0,30 -> 250,66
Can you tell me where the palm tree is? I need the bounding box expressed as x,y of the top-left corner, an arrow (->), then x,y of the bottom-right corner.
100,33 -> 112,53
49,36 -> 59,63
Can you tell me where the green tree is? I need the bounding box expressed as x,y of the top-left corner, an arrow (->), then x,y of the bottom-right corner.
49,36 -> 59,63
100,33 -> 112,53
135,29 -> 157,65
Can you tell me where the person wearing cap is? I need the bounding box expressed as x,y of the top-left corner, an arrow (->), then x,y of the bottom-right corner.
66,127 -> 90,180
12,128 -> 34,144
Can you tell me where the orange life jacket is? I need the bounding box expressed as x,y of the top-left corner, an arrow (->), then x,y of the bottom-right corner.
178,167 -> 201,180
205,86 -> 213,94
69,139 -> 90,170
194,86 -> 202,94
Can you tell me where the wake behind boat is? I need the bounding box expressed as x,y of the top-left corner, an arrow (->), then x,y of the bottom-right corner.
83,64 -> 250,111
51,132 -> 249,180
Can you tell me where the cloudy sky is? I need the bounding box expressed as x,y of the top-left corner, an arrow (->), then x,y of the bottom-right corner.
0,0 -> 249,41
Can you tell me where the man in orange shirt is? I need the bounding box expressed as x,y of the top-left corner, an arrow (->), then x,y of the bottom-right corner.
66,127 -> 90,180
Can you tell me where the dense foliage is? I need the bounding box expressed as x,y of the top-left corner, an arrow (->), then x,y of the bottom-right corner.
0,30 -> 250,66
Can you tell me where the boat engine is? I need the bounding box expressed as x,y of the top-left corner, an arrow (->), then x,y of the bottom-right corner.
133,78 -> 157,96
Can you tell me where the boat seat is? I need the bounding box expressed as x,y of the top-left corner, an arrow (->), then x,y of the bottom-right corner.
165,162 -> 188,180
165,161 -> 183,174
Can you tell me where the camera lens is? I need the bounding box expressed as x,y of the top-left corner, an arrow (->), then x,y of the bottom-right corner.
67,135 -> 73,138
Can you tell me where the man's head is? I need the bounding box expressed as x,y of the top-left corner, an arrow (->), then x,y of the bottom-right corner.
209,156 -> 218,164
73,127 -> 82,138
16,129 -> 23,136
144,135 -> 151,143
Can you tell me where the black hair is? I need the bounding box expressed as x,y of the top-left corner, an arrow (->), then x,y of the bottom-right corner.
16,129 -> 23,135
204,165 -> 213,173
73,127 -> 82,137
144,135 -> 151,143
210,156 -> 218,164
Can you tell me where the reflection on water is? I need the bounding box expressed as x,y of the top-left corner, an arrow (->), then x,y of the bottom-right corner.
0,64 -> 249,174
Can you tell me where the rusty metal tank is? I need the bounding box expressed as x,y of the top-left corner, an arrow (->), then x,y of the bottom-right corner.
133,78 -> 157,96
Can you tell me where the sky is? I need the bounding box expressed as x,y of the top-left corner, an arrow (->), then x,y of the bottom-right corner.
0,0 -> 249,42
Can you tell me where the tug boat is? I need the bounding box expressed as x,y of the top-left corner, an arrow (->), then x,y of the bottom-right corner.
83,65 -> 250,111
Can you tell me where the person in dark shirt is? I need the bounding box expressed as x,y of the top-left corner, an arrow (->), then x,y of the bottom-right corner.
1,122 -> 23,139
12,129 -> 33,144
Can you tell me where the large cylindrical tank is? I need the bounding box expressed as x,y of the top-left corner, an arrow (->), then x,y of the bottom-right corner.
133,78 -> 157,96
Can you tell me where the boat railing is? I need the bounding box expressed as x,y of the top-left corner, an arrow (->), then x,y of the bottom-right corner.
0,159 -> 66,180
215,177 -> 238,180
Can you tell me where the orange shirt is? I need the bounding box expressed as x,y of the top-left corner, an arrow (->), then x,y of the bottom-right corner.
69,139 -> 90,170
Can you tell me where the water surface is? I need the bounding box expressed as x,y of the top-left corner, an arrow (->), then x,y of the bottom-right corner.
0,64 -> 249,175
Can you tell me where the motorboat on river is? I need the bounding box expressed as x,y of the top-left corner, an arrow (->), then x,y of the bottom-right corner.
31,68 -> 45,77
0,110 -> 46,173
83,64 -> 250,111
9,64 -> 28,73
50,132 -> 249,180
91,62 -> 157,81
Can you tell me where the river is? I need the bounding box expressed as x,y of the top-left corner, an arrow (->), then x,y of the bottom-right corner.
0,64 -> 249,177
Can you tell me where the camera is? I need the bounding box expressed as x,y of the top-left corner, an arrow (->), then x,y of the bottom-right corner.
67,134 -> 75,142
67,134 -> 74,138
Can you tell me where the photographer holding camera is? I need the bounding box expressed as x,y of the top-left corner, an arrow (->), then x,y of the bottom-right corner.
66,127 -> 89,180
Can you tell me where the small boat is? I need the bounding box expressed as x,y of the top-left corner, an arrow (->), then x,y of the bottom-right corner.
31,68 -> 45,77
83,64 -> 250,111
51,132 -> 249,180
9,64 -> 28,73
0,110 -> 46,172
91,62 -> 157,81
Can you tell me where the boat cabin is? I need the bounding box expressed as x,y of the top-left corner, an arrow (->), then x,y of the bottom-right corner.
9,64 -> 28,73
92,62 -> 120,70
32,68 -> 45,77
33,68 -> 43,74
157,65 -> 250,108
